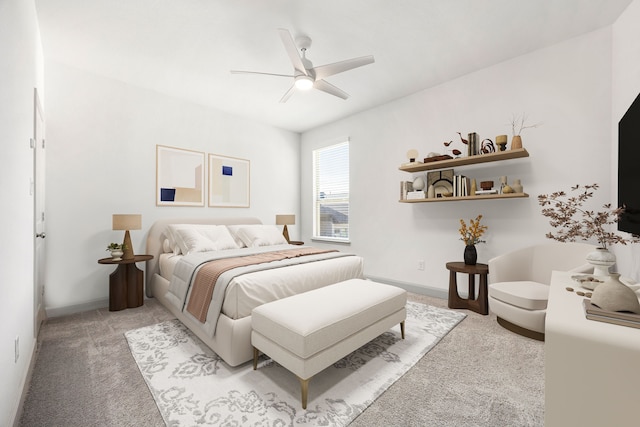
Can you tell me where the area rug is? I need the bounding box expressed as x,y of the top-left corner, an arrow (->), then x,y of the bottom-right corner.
125,301 -> 466,426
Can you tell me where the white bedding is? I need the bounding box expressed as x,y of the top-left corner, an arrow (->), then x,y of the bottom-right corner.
165,245 -> 363,338
145,217 -> 365,366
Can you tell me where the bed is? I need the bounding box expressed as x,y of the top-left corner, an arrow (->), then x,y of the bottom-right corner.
145,217 -> 364,366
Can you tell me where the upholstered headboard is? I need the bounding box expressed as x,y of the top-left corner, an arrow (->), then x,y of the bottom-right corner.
144,217 -> 262,297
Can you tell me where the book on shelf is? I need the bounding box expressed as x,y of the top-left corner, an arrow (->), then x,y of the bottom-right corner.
406,191 -> 425,200
582,299 -> 640,329
474,189 -> 498,195
400,181 -> 414,200
453,175 -> 470,197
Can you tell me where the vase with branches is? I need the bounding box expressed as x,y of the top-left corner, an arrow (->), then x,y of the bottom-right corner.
538,183 -> 639,277
459,215 -> 488,265
538,183 -> 639,249
509,113 -> 541,150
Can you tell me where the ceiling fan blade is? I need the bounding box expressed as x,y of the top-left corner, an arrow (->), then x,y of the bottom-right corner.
230,70 -> 294,78
313,79 -> 349,100
279,84 -> 296,103
278,28 -> 308,76
313,55 -> 375,80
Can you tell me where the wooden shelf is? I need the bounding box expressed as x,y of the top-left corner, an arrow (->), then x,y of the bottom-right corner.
399,148 -> 529,172
399,193 -> 529,203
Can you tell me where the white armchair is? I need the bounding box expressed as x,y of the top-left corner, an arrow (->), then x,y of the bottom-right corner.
488,242 -> 596,340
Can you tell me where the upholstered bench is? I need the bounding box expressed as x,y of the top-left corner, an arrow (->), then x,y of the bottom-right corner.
251,278 -> 407,409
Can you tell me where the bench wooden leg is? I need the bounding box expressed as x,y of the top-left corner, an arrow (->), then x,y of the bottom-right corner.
253,347 -> 259,370
400,320 -> 405,339
298,376 -> 310,409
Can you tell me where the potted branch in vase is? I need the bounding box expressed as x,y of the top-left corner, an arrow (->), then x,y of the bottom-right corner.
509,113 -> 541,150
538,183 -> 640,278
459,215 -> 488,265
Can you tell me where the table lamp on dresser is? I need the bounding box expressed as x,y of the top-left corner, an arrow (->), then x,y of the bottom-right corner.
276,214 -> 295,243
112,214 -> 141,260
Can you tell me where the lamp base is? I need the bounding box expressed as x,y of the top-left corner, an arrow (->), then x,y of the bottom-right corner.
283,225 -> 290,243
122,230 -> 135,260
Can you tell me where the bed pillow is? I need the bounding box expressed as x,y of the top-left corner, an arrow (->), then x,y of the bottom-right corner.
167,224 -> 240,254
235,224 -> 288,247
226,225 -> 248,248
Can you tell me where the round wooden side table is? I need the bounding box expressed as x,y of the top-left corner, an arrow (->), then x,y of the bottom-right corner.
445,261 -> 489,315
98,254 -> 153,311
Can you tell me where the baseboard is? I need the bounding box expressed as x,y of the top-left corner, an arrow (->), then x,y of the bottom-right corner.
45,297 -> 109,318
12,337 -> 38,427
365,275 -> 448,300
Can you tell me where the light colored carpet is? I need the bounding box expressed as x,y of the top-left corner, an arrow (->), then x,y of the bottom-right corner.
20,294 -> 544,426
124,302 -> 465,426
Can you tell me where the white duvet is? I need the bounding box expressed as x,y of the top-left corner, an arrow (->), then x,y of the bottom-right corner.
162,245 -> 364,338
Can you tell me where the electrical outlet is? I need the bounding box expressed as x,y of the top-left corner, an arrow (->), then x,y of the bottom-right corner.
14,336 -> 19,363
417,260 -> 425,271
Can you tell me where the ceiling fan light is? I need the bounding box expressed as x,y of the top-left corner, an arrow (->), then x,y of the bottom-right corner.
294,75 -> 314,90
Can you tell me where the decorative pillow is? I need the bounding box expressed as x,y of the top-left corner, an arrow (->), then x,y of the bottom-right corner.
167,224 -> 239,255
235,224 -> 288,248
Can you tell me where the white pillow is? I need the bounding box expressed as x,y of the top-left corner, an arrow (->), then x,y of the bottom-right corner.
235,224 -> 288,247
226,225 -> 248,248
167,224 -> 239,254
162,239 -> 172,253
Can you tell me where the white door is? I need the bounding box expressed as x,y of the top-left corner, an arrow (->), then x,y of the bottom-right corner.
33,88 -> 46,337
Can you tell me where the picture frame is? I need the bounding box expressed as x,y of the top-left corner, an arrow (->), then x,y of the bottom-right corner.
156,145 -> 205,206
208,154 -> 250,208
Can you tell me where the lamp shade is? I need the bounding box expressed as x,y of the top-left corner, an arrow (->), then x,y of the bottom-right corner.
112,214 -> 142,231
275,214 -> 295,225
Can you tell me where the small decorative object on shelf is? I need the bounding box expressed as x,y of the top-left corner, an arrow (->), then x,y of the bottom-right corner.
459,215 -> 488,265
538,183 -> 640,275
404,149 -> 420,166
510,113 -> 541,150
467,132 -> 479,156
106,243 -> 125,261
495,135 -> 508,151
512,179 -> 523,193
481,139 -> 495,153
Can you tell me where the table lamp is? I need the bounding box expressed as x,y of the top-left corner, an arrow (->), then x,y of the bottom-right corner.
275,214 -> 295,243
112,214 -> 142,260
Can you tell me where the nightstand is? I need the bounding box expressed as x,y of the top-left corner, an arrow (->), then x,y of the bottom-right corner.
98,254 -> 153,311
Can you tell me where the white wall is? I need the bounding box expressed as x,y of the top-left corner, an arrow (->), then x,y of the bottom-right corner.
612,0 -> 640,281
302,28 -> 617,294
43,61 -> 301,313
0,0 -> 43,424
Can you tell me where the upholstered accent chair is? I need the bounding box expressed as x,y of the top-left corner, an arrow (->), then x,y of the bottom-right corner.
488,242 -> 597,341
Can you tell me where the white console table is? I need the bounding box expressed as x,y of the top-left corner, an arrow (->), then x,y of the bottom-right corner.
545,271 -> 640,427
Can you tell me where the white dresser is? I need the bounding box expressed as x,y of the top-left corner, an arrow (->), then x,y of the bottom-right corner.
545,270 -> 640,427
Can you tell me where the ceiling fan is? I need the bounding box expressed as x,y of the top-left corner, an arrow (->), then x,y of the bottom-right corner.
231,28 -> 375,103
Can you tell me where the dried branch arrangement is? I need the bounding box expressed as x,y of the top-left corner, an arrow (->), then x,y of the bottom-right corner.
538,183 -> 639,249
510,113 -> 541,136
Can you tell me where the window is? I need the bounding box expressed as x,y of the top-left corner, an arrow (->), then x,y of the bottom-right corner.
313,140 -> 350,242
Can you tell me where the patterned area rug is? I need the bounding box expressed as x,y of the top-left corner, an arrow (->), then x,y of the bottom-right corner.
125,301 -> 466,426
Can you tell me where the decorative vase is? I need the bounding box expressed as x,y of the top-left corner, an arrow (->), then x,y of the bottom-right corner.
586,247 -> 616,277
590,273 -> 640,314
511,135 -> 523,150
464,245 -> 477,265
512,179 -> 523,194
110,249 -> 124,261
427,184 -> 435,199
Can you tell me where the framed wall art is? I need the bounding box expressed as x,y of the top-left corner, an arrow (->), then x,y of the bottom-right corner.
208,154 -> 250,208
156,145 -> 205,206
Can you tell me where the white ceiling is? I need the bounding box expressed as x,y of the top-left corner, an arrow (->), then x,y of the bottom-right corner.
34,0 -> 632,133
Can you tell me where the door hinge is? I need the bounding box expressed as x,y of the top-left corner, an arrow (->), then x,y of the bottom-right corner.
30,138 -> 35,149
42,139 -> 45,149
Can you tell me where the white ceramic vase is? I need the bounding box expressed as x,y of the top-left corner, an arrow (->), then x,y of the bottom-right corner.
586,247 -> 616,277
110,249 -> 124,261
